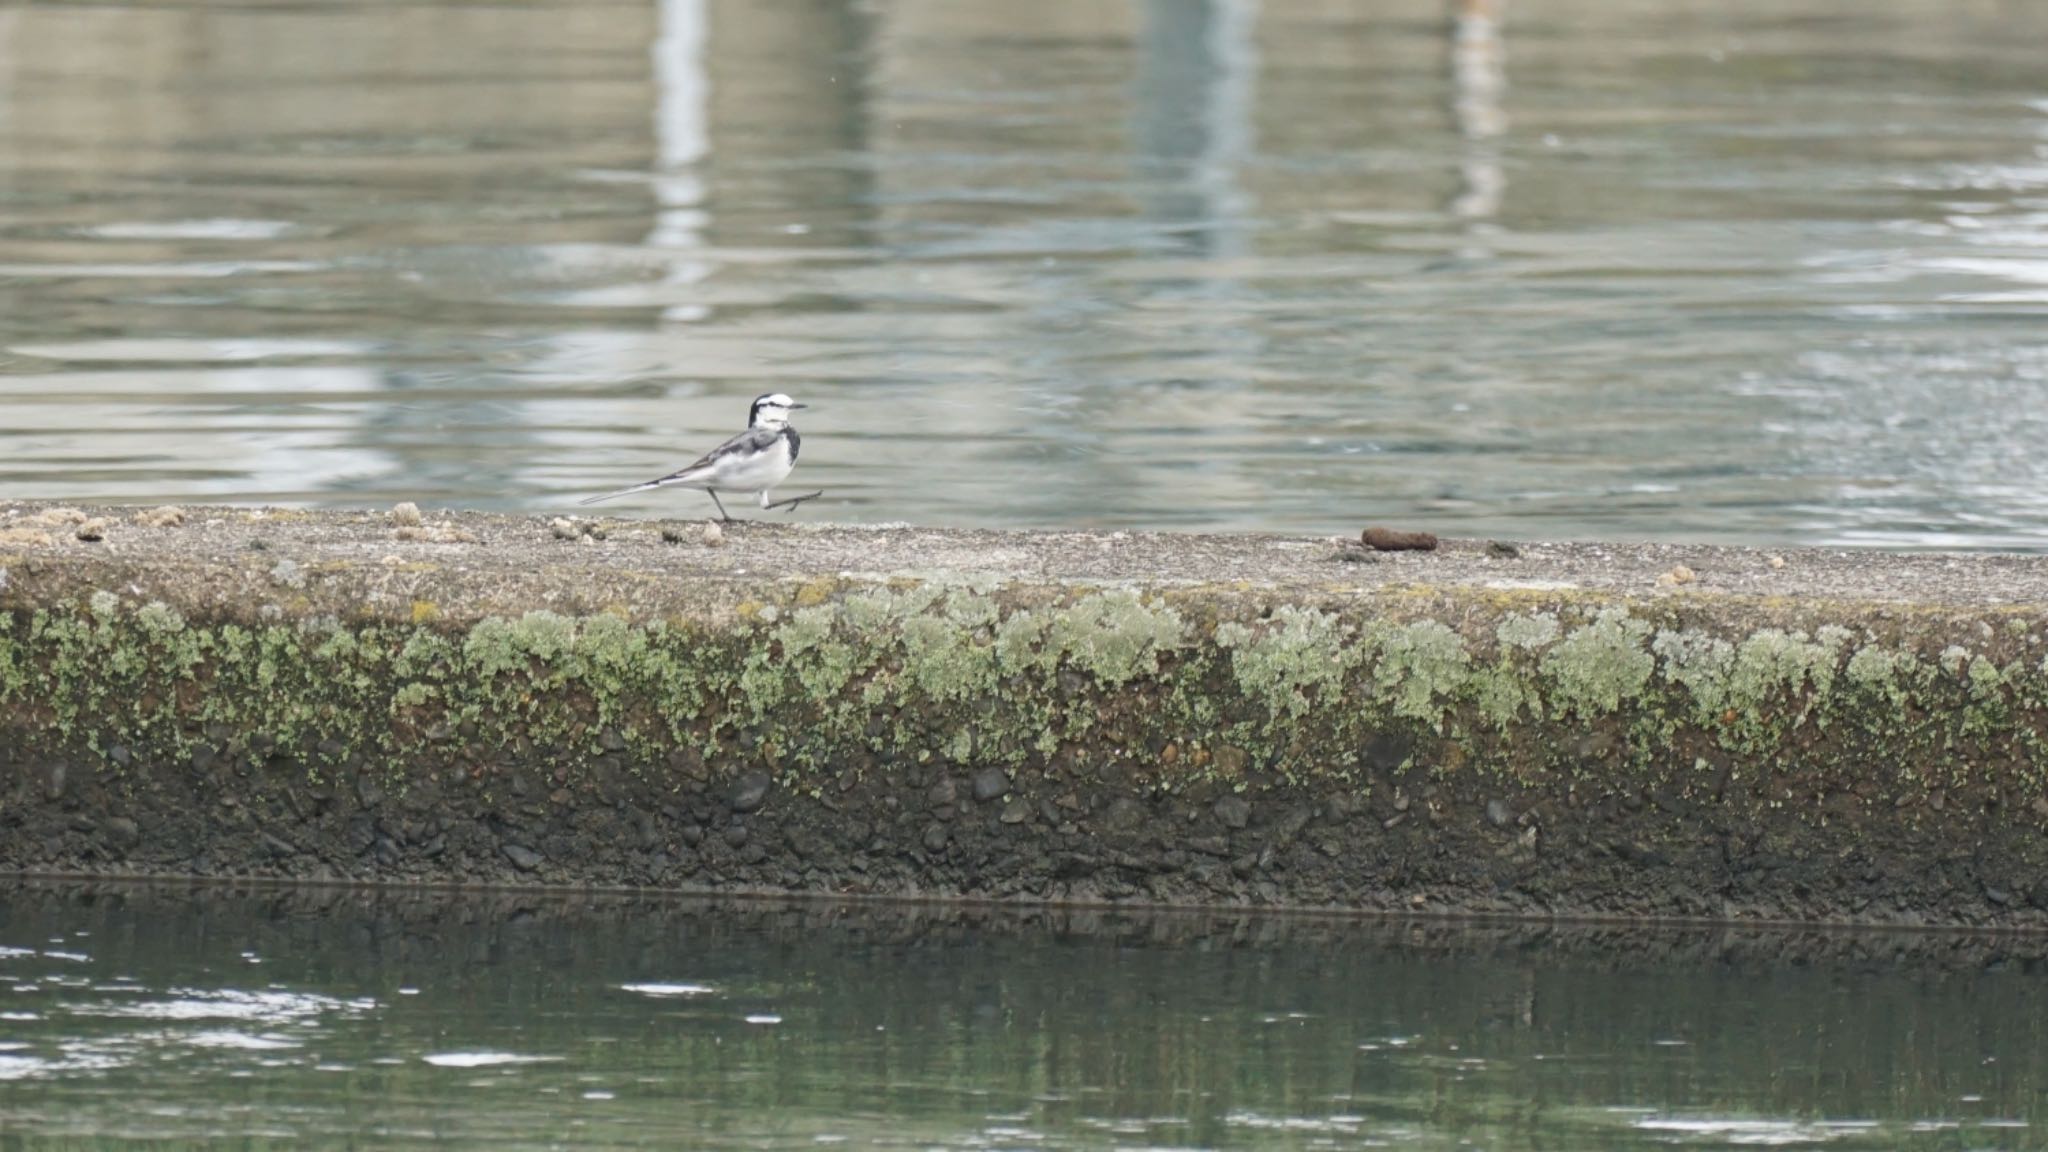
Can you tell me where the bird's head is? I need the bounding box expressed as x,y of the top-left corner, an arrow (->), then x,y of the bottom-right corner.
748,392 -> 805,429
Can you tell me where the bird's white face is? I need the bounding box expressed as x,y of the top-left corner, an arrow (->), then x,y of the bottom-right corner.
749,392 -> 805,429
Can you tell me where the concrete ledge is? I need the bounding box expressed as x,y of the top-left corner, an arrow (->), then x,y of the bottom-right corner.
5,502 -> 2048,926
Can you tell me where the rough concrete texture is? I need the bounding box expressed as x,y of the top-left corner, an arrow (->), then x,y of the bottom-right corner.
6,501 -> 2048,927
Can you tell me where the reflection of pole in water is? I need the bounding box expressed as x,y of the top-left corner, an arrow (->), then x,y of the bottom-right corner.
650,0 -> 711,319
1135,0 -> 1260,257
1449,0 -> 1506,221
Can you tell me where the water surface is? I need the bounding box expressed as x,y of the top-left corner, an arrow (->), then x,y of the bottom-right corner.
2,0 -> 2047,546
0,887 -> 2045,1149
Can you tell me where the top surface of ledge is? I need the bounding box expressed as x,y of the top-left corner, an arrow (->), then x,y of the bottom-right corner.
4,502 -> 2048,608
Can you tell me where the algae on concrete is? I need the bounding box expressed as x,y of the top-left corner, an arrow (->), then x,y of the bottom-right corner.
7,561 -> 2048,800
8,504 -> 2048,921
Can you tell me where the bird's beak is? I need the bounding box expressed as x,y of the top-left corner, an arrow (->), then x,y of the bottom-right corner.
789,403 -> 809,410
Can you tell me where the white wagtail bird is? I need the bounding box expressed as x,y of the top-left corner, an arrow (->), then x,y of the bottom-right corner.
578,392 -> 821,521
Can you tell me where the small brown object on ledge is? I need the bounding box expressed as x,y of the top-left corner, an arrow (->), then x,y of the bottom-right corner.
1361,526 -> 1439,552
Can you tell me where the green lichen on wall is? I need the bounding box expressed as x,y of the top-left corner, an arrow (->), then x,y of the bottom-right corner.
1215,606 -> 1355,724
1362,619 -> 1471,727
747,585 -> 1194,767
1542,608 -> 1656,718
5,577 -> 2048,798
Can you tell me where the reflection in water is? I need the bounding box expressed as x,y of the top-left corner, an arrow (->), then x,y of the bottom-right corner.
1134,0 -> 1259,257
2,0 -> 2048,546
1,885 -> 2046,1149
652,0 -> 711,264
1448,0 -> 1506,222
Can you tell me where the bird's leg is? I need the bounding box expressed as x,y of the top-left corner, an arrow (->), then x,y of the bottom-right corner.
707,490 -> 735,523
764,489 -> 824,514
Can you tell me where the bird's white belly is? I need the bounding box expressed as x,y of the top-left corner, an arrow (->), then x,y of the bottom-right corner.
694,440 -> 794,493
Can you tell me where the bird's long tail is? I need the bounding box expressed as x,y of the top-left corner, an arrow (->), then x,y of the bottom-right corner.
577,479 -> 664,506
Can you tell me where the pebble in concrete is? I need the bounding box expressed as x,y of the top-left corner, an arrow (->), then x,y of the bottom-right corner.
729,772 -> 772,814
1214,796 -> 1252,830
972,768 -> 1009,803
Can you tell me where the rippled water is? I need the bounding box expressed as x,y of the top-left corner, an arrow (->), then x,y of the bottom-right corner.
1,888 -> 2045,1150
2,0 -> 2048,546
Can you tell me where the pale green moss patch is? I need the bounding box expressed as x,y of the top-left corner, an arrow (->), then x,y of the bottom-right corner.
1496,612 -> 1560,651
1040,591 -> 1187,685
4,575 -> 2048,799
1724,629 -> 1843,723
1216,606 -> 1356,721
1845,645 -> 1909,709
1651,628 -> 1736,719
1473,665 -> 1534,729
1364,620 -> 1471,726
1542,609 -> 1655,716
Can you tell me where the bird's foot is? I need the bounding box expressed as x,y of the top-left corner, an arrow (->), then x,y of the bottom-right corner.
766,490 -> 824,514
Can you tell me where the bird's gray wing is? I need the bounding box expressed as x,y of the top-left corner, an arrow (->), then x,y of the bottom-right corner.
648,425 -> 779,485
577,426 -> 778,506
